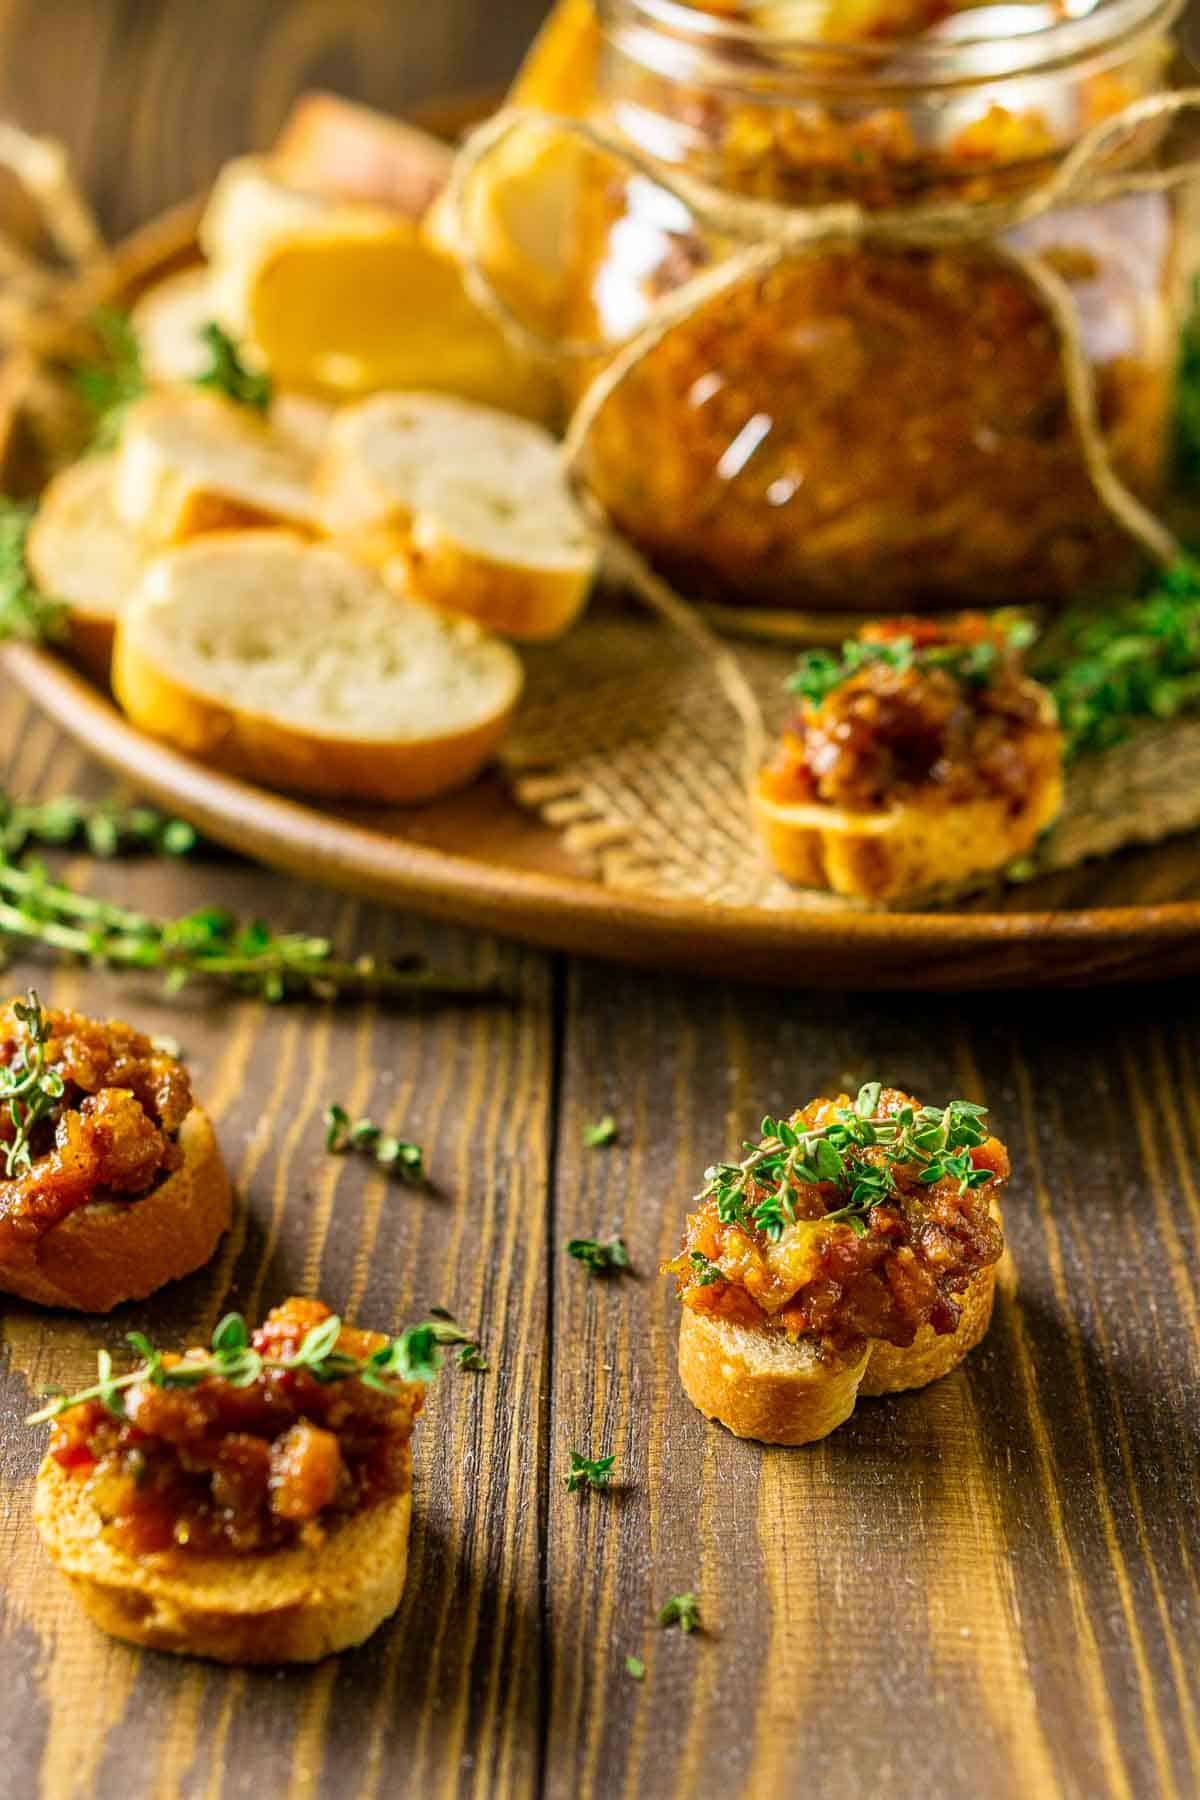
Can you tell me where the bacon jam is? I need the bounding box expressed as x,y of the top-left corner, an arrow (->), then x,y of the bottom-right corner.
48,1299 -> 423,1556
667,1088 -> 1006,1360
757,617 -> 1061,816
0,1002 -> 193,1252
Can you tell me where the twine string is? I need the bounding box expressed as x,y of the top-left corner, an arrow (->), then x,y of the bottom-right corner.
449,93 -> 1200,780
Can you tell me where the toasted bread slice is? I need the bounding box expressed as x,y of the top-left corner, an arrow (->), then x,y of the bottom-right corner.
112,531 -> 524,803
272,91 -> 452,216
679,1259 -> 997,1444
25,452 -> 145,681
113,389 -> 318,545
199,156 -> 557,420
318,392 -> 596,640
35,1450 -> 411,1664
130,265 -> 214,383
0,1106 -> 231,1312
752,770 -> 1064,904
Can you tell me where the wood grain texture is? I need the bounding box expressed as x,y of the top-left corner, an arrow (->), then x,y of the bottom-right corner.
544,962 -> 1200,1800
0,4 -> 1198,1797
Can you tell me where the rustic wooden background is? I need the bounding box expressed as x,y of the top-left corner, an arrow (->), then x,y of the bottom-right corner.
0,3 -> 1198,1797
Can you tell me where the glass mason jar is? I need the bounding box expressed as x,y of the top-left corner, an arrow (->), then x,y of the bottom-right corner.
563,0 -> 1193,613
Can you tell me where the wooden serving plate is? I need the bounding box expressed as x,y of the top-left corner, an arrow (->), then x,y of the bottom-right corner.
4,156 -> 1200,990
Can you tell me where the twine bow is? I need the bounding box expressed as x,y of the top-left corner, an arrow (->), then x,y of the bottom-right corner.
446,91 -> 1200,778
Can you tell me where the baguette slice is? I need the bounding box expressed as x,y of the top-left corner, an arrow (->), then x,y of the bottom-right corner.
113,389 -> 319,545
318,392 -> 596,640
35,1451 -> 411,1664
26,452 -> 145,681
130,267 -> 338,458
0,1106 -> 231,1312
679,1258 -> 997,1444
272,90 -> 453,216
112,532 -> 524,803
199,156 -> 557,420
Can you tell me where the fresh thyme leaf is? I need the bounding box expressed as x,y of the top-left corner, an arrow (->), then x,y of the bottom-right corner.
788,620 -> 1030,710
324,1105 -> 424,1182
414,1312 -> 489,1373
565,1450 -> 616,1493
692,1092 -> 996,1250
584,1115 -> 618,1148
659,1592 -> 700,1634
687,1251 -> 723,1286
625,1655 -> 645,1680
75,307 -> 146,451
0,857 -> 497,1003
26,1309 -> 441,1425
0,989 -> 66,1177
566,1234 -> 631,1275
457,1344 -> 489,1372
193,322 -> 273,413
0,500 -> 67,644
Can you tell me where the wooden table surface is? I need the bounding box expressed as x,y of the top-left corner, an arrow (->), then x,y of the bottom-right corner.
0,5 -> 1199,1798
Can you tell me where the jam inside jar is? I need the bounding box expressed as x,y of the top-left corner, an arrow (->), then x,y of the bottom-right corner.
565,0 -> 1195,612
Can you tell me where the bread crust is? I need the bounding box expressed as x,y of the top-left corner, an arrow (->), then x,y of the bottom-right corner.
35,1449 -> 412,1663
0,1106 -> 231,1312
678,1257 -> 997,1444
404,527 -> 592,642
752,754 -> 1063,903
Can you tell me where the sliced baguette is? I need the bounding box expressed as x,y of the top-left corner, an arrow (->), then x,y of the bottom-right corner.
113,389 -> 318,546
129,266 -> 338,458
679,1260 -> 997,1444
272,90 -> 453,216
199,156 -> 557,420
26,452 -> 145,681
112,531 -> 524,804
35,1450 -> 411,1664
317,392 -> 596,640
0,1106 -> 231,1312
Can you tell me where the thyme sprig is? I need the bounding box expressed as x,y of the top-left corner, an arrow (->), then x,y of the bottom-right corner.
699,1084 -> 993,1245
0,792 -> 196,860
194,322 -> 273,413
0,857 -> 495,1002
1038,561 -> 1200,758
0,499 -> 67,643
789,622 -> 1035,710
425,1306 -> 489,1373
324,1104 -> 424,1184
0,990 -> 64,1176
25,1308 -> 440,1426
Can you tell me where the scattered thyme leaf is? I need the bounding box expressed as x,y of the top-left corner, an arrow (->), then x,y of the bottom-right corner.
687,1251 -> 723,1287
566,1234 -> 630,1275
625,1656 -> 645,1680
193,322 -> 273,413
659,1592 -> 700,1634
565,1450 -> 616,1493
324,1105 -> 424,1183
584,1115 -> 618,1148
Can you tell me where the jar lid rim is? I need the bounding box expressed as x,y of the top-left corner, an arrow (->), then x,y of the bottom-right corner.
601,0 -> 1182,88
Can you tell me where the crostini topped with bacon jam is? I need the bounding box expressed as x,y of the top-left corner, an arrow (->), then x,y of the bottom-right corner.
666,1085 -> 1009,1444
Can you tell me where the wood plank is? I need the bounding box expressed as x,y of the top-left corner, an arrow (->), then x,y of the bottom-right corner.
0,0 -> 547,239
545,962 -> 1200,1799
0,678 -> 556,1800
